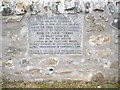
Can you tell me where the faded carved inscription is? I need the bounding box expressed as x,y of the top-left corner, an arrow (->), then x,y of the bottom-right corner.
28,14 -> 83,54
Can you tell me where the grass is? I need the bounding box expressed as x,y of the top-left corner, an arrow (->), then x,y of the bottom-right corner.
2,80 -> 119,88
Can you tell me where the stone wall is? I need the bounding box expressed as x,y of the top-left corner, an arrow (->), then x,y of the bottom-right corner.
0,0 -> 119,82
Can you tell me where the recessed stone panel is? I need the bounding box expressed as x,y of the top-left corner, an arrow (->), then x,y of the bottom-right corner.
28,14 -> 84,55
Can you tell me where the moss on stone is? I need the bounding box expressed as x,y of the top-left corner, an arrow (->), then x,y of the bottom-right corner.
2,80 -> 119,88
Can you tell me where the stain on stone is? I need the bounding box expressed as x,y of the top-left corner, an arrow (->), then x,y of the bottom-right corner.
95,48 -> 111,58
110,61 -> 118,69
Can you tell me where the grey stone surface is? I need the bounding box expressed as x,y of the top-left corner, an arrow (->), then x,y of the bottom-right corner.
0,0 -> 119,82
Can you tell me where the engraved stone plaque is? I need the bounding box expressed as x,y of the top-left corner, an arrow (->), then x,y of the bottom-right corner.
28,14 -> 84,55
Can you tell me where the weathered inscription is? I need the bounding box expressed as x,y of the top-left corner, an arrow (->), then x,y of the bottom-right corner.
28,14 -> 83,54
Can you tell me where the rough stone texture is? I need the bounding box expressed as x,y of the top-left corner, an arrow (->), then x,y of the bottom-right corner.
91,73 -> 104,83
14,2 -> 27,15
110,61 -> 119,69
0,0 -> 119,87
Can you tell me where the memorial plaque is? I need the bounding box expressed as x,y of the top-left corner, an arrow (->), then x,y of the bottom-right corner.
28,14 -> 84,55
